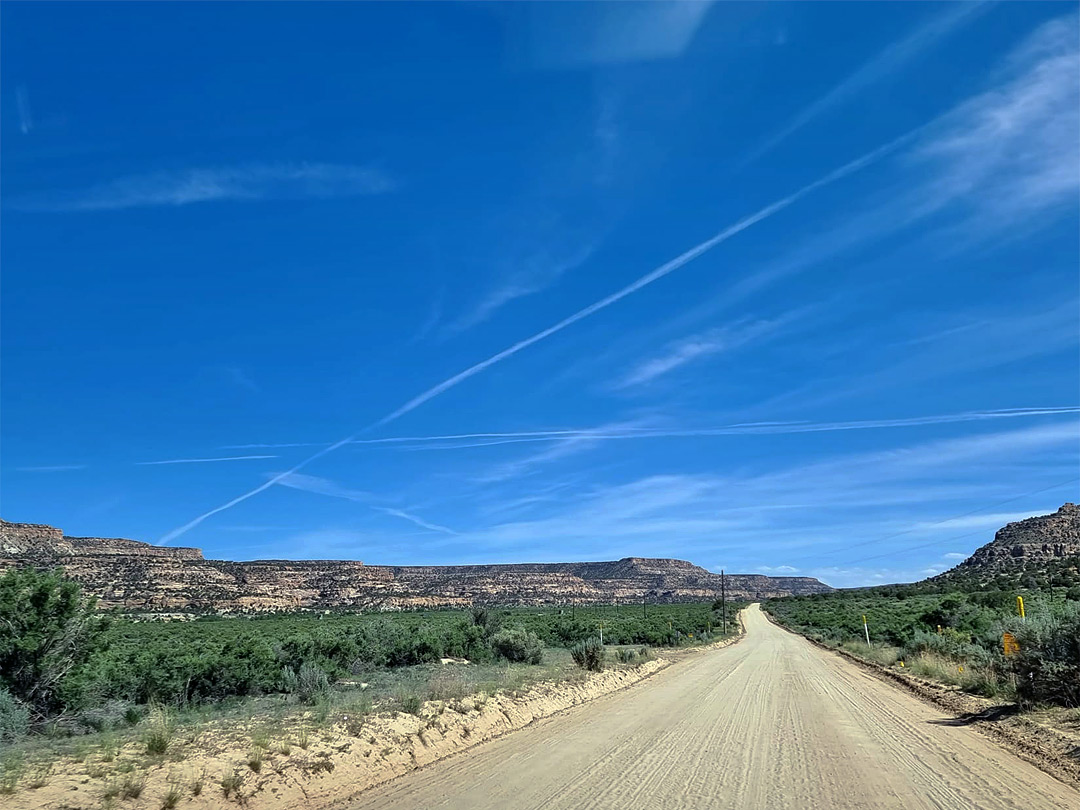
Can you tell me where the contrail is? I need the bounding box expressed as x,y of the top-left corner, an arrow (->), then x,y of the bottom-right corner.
135,455 -> 278,465
224,408 -> 1079,451
379,407 -> 1080,450
372,506 -> 459,536
159,134 -> 912,544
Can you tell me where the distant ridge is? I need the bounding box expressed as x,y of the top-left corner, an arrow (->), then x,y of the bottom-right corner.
0,519 -> 831,612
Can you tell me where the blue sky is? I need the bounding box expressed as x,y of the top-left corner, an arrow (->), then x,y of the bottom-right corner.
2,2 -> 1078,588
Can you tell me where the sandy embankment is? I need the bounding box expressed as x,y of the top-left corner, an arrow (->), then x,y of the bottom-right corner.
9,634 -> 744,810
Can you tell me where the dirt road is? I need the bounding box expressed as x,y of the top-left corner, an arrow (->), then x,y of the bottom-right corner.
348,604 -> 1079,809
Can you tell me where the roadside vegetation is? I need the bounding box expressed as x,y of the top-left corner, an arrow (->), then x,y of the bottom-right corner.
765,581 -> 1080,707
0,567 -> 746,754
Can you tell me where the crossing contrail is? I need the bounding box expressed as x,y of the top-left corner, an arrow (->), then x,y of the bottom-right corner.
223,407 -> 1080,451
160,133 -> 913,544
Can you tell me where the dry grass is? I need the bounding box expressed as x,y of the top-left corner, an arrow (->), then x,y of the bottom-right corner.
220,769 -> 244,800
143,705 -> 175,755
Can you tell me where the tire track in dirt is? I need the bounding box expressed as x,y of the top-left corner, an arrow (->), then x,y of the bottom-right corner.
346,604 -> 1080,810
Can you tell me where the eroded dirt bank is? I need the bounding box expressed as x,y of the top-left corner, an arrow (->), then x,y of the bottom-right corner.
8,637 -> 743,810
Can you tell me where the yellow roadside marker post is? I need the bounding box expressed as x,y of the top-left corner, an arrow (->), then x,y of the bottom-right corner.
1016,595 -> 1026,622
862,614 -> 871,647
1002,632 -> 1020,656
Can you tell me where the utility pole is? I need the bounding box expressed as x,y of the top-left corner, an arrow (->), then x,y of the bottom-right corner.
642,591 -> 647,619
721,569 -> 727,635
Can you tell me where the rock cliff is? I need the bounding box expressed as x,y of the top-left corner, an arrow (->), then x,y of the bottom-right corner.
0,519 -> 831,612
930,503 -> 1080,585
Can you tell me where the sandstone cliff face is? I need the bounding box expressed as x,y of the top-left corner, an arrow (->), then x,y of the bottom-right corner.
0,519 -> 831,612
0,519 -> 202,560
933,503 -> 1080,583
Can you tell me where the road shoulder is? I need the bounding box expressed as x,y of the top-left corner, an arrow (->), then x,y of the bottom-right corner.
761,609 -> 1080,790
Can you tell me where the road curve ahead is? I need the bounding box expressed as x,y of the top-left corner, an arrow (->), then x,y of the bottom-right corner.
350,604 -> 1079,810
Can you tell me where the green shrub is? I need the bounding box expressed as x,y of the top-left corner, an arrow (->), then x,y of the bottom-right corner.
490,627 -> 543,665
571,637 -> 605,672
0,687 -> 30,743
1007,605 -> 1080,707
615,648 -> 635,663
0,568 -> 110,719
0,753 -> 22,794
291,662 -> 331,705
396,691 -> 422,715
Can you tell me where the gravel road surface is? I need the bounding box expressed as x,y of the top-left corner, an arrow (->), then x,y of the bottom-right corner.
350,604 -> 1079,809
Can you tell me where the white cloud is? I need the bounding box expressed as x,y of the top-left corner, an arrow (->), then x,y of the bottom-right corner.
909,12 -> 1080,230
719,15 -> 1079,312
157,124 -> 959,543
476,419 -> 653,483
273,472 -> 376,502
613,316 -> 795,389
449,237 -> 598,333
746,2 -> 986,162
521,1 -> 714,69
273,472 -> 457,536
914,510 -> 1053,532
15,163 -> 394,212
942,552 -> 968,560
756,565 -> 799,574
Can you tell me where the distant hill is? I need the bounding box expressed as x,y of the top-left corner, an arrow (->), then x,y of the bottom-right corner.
0,519 -> 831,612
927,503 -> 1080,591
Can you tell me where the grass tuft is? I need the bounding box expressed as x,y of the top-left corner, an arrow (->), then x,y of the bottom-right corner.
143,705 -> 175,755
220,770 -> 244,800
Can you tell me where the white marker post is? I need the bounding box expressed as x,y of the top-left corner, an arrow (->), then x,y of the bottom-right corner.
863,614 -> 871,647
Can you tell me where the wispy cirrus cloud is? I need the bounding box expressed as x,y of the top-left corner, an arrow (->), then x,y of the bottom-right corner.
721,13 -> 1079,311
745,2 -> 987,163
475,419 -> 652,483
446,422 -> 1077,575
912,511 -> 1052,532
157,130 -> 933,544
13,162 -> 394,212
448,234 -> 598,333
273,472 -> 457,535
135,455 -> 277,466
612,316 -> 795,389
769,299 -> 1080,414
906,12 -> 1080,232
519,1 -> 715,69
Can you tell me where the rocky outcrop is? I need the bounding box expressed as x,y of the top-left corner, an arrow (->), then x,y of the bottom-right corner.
931,503 -> 1080,584
0,519 -> 831,612
0,519 -> 202,560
